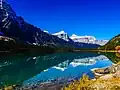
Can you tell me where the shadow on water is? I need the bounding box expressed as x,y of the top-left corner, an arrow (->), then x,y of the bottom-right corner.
0,52 -> 99,87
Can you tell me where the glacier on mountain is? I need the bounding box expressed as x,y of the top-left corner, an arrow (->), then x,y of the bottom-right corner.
70,34 -> 108,46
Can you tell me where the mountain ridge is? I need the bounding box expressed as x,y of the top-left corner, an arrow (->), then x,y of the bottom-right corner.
100,34 -> 120,50
52,31 -> 108,46
0,1 -> 100,51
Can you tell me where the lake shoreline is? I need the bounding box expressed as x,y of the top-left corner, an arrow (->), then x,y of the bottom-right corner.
0,51 -> 117,90
3,77 -> 76,90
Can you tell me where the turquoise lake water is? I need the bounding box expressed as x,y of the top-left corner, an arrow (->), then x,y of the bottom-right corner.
0,52 -> 113,87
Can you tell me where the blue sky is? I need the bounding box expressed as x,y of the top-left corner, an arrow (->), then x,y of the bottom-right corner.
8,0 -> 120,40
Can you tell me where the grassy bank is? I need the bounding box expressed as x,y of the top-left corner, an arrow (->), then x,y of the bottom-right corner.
62,74 -> 120,90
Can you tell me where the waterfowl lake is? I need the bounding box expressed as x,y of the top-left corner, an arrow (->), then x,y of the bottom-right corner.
0,52 -> 114,88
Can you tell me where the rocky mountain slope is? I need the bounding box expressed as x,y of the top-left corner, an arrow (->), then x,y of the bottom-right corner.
0,0 -> 100,50
0,0 -> 74,47
100,34 -> 120,50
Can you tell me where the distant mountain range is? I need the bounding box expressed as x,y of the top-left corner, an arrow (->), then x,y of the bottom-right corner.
52,30 -> 108,46
0,1 -> 104,51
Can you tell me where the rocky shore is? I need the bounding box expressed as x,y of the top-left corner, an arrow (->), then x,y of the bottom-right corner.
61,63 -> 120,90
91,63 -> 120,79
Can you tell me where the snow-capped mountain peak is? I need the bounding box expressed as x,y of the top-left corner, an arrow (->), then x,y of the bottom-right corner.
43,30 -> 49,33
53,30 -> 66,35
70,34 -> 108,46
52,30 -> 71,41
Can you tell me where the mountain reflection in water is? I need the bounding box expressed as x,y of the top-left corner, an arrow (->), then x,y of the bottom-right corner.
0,52 -> 114,87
